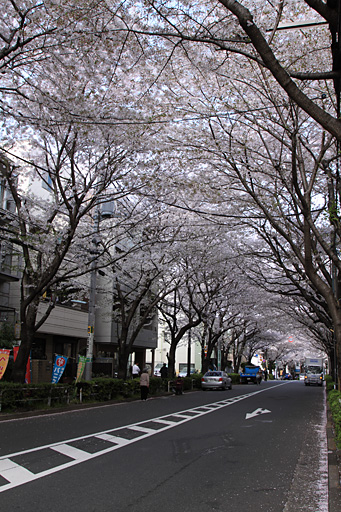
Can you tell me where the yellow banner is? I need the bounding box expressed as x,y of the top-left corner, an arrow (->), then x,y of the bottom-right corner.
0,349 -> 10,380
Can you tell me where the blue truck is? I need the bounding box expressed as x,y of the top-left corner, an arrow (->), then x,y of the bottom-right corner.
240,365 -> 261,384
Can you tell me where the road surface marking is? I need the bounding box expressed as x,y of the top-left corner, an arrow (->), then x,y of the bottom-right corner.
95,433 -> 131,445
245,408 -> 271,420
51,444 -> 92,461
0,458 -> 34,485
0,384 -> 288,493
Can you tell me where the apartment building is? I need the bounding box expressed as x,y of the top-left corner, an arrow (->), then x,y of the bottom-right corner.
0,154 -> 157,382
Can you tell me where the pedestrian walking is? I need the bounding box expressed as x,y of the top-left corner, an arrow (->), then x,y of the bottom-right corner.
160,363 -> 168,379
140,369 -> 149,400
256,369 -> 262,385
132,362 -> 140,378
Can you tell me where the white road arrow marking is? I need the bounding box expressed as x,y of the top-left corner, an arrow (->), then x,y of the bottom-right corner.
245,408 -> 271,420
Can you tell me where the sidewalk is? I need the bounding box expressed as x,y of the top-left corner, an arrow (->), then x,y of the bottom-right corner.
327,404 -> 341,512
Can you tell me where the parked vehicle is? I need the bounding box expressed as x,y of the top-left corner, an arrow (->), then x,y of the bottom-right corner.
201,371 -> 232,390
154,363 -> 166,377
178,368 -> 198,378
240,365 -> 261,384
304,357 -> 324,386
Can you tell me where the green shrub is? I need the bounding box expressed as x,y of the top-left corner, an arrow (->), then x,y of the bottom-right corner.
75,376 -> 168,402
324,374 -> 335,392
0,382 -> 74,411
328,389 -> 341,449
228,373 -> 240,384
185,373 -> 202,389
149,376 -> 166,394
75,378 -> 138,402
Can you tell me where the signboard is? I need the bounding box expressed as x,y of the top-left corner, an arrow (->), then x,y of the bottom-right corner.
0,349 -> 10,380
51,355 -> 68,384
76,355 -> 87,383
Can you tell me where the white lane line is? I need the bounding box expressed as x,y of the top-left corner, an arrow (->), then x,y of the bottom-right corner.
0,458 -> 34,485
0,384 -> 289,493
51,444 -> 91,461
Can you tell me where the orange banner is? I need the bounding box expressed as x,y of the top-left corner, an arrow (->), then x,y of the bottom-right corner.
0,349 -> 10,380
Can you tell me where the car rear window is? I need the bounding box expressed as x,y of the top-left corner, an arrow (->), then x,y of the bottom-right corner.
206,372 -> 221,376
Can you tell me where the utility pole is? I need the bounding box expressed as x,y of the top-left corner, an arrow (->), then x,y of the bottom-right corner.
187,304 -> 191,377
84,210 -> 100,381
187,326 -> 191,377
83,198 -> 116,381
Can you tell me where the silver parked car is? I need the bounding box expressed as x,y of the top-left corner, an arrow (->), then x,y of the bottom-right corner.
201,371 -> 232,390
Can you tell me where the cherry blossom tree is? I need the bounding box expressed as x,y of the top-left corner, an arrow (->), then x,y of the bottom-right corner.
124,0 -> 340,138
1,1 -> 172,382
2,118 -> 157,382
107,205 -> 189,379
184,81 -> 341,385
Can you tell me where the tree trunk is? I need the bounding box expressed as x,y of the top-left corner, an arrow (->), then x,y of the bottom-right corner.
117,345 -> 130,380
11,329 -> 33,383
167,341 -> 177,378
202,356 -> 211,374
331,315 -> 341,390
11,302 -> 38,383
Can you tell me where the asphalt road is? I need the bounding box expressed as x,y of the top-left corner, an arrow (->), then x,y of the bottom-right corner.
0,381 -> 327,512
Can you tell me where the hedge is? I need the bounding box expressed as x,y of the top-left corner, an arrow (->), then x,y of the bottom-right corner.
325,374 -> 335,392
327,386 -> 341,449
0,376 -> 174,413
0,382 -> 73,411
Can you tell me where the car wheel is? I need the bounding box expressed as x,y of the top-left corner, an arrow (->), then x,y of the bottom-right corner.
229,383 -> 232,390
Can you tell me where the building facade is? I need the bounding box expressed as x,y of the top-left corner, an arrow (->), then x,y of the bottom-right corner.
0,154 -> 157,382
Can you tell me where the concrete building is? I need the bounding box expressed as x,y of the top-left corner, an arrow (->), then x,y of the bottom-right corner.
0,156 -> 21,328
155,322 -> 201,375
0,154 -> 157,382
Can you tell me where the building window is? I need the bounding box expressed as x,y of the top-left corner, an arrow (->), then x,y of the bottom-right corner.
42,173 -> 53,192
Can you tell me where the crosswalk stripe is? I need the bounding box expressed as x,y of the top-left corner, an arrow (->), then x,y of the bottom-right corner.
0,458 -> 34,485
51,444 -> 91,461
95,434 -> 131,445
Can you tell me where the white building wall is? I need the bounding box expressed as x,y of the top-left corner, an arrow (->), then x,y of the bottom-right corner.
155,325 -> 201,373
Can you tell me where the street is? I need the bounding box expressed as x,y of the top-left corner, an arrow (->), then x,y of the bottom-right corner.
0,381 -> 327,512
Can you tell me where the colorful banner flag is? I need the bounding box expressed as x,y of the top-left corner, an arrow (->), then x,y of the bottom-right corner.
76,355 -> 87,383
0,349 -> 10,380
13,346 -> 31,383
51,355 -> 68,384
